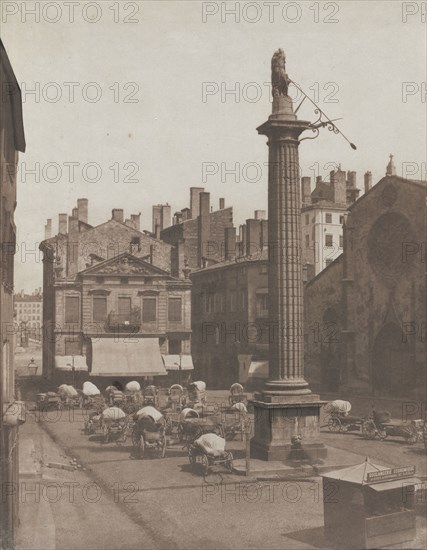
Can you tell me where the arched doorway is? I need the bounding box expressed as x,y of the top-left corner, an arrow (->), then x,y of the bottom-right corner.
372,323 -> 414,396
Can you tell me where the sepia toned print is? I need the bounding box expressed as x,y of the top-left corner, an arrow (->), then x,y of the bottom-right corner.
0,2 -> 426,549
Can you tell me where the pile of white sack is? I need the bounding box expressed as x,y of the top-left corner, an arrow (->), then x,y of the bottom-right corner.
57,384 -> 78,398
125,381 -> 141,392
82,381 -> 100,397
194,433 -> 226,457
101,407 -> 126,422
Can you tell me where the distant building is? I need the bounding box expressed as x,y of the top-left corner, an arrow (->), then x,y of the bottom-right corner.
39,201 -> 192,385
159,187 -> 234,270
14,289 -> 43,343
305,167 -> 426,399
301,167 -> 362,278
0,39 -> 26,549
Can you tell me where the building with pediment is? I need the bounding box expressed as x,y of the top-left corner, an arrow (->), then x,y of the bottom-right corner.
40,202 -> 192,384
304,165 -> 426,400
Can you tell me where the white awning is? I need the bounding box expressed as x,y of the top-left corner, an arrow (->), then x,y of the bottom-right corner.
162,354 -> 194,371
248,360 -> 269,379
55,355 -> 88,372
91,338 -> 167,377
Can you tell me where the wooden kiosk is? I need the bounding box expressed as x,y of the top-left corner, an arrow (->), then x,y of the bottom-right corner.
322,460 -> 420,549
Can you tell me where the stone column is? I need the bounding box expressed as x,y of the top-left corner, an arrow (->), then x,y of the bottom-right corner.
250,51 -> 327,461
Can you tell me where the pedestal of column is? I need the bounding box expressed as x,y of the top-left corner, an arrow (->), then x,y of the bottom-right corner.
250,90 -> 327,461
250,397 -> 327,461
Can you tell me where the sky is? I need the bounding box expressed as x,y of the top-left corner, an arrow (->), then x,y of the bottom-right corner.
1,0 -> 426,291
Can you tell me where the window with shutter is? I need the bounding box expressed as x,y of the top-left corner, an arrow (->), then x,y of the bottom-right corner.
168,298 -> 182,322
118,297 -> 131,323
143,297 -> 157,322
65,296 -> 79,323
93,296 -> 107,322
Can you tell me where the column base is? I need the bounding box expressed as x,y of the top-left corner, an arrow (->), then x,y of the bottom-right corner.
250,396 -> 327,462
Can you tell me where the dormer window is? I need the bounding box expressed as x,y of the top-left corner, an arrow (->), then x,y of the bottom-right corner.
130,237 -> 141,254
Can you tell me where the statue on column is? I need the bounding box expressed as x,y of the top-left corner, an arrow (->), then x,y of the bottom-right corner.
271,48 -> 290,97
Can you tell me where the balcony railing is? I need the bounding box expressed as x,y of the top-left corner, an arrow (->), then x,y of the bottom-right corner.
106,312 -> 141,332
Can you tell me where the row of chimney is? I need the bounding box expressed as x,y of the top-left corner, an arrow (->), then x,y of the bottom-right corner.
45,200 -> 142,240
45,198 -> 89,240
219,210 -> 268,262
301,170 -> 373,205
152,187 -> 227,238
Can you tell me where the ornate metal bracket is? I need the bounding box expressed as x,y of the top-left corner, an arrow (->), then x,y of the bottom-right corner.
291,80 -> 356,150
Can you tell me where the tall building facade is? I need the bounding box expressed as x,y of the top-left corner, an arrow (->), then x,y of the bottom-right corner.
40,201 -> 192,385
0,40 -> 26,548
191,247 -> 269,389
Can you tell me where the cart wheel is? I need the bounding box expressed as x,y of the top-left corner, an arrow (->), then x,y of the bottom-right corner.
118,425 -> 127,444
328,418 -> 340,433
226,452 -> 234,472
164,417 -> 172,436
362,421 -> 376,440
177,423 -> 183,442
131,428 -> 138,447
85,422 -> 94,435
102,424 -> 110,444
201,454 -> 209,476
159,434 -> 167,458
377,428 -> 387,441
340,423 -> 349,433
406,431 -> 418,446
139,436 -> 145,459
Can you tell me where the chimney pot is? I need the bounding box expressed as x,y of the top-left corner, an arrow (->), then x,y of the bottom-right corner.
364,171 -> 372,193
198,192 -> 210,266
45,219 -> 52,240
58,214 -> 68,235
224,227 -> 236,261
112,209 -> 124,223
246,219 -> 261,256
77,198 -> 88,224
190,187 -> 205,219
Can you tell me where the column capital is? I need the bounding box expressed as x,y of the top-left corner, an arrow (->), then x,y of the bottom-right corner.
257,118 -> 311,141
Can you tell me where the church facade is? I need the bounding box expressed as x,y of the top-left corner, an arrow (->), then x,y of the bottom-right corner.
304,168 -> 426,400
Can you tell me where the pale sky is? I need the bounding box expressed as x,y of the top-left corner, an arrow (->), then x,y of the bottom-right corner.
1,0 -> 425,291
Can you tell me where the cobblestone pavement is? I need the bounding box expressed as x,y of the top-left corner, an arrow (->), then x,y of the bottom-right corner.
16,390 -> 427,549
